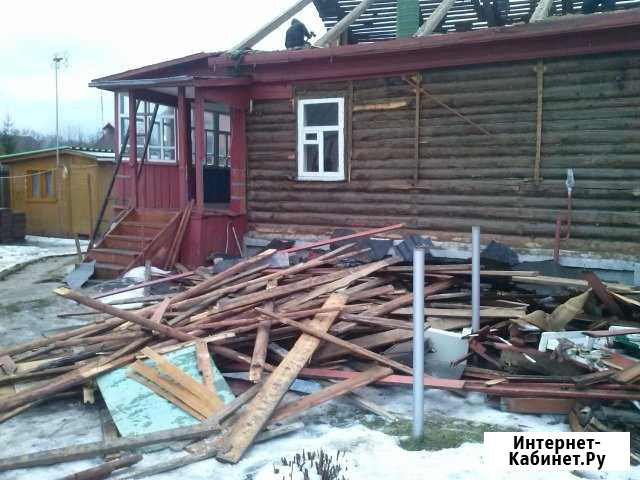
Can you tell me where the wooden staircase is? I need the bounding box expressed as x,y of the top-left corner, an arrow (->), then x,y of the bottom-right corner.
86,208 -> 182,279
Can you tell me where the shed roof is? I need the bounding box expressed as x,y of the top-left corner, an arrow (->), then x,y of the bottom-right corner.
0,146 -> 115,164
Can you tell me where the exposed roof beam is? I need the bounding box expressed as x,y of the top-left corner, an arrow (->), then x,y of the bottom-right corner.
315,0 -> 380,47
529,0 -> 554,22
228,0 -> 314,53
414,0 -> 457,36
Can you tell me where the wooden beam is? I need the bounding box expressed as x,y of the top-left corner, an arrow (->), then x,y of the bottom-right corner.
249,280 -> 276,382
60,453 -> 143,480
414,0 -> 456,36
259,309 -> 414,375
315,0 -> 379,47
216,294 -> 348,463
229,0 -> 314,53
270,366 -> 393,423
54,288 -> 195,343
534,60 -> 544,182
196,341 -> 215,392
530,0 -> 554,22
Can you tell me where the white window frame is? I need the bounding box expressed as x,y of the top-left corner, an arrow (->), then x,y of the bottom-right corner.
118,93 -> 177,164
297,98 -> 345,181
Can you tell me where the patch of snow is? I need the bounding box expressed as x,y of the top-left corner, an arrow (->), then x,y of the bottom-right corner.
0,236 -> 87,274
100,266 -> 172,309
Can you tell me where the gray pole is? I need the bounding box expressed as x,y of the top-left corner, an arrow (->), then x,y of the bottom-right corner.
412,246 -> 425,439
471,226 -> 481,332
54,57 -> 61,169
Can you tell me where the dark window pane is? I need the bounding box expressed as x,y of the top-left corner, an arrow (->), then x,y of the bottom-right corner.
44,172 -> 54,197
304,144 -> 319,173
219,133 -> 229,159
305,132 -> 317,141
163,149 -> 176,161
304,102 -> 338,127
31,174 -> 40,198
206,131 -> 215,156
219,114 -> 231,132
323,131 -> 339,172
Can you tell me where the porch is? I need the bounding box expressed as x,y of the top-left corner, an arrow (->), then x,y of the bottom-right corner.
90,77 -> 252,270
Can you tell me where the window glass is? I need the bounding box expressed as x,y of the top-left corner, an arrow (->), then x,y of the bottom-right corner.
219,114 -> 231,132
323,131 -> 339,172
304,144 -> 319,172
163,148 -> 176,161
163,118 -> 175,147
31,173 -> 40,198
304,103 -> 338,127
205,111 -> 215,130
149,148 -> 161,160
219,134 -> 229,160
44,172 -> 54,197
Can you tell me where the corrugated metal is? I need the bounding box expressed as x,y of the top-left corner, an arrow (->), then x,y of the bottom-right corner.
246,51 -> 640,256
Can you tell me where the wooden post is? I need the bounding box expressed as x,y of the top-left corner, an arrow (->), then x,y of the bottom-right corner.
413,73 -> 422,184
128,92 -> 138,208
534,60 -> 544,182
177,87 -> 190,207
414,0 -> 456,36
315,0 -> 379,47
193,90 -> 205,211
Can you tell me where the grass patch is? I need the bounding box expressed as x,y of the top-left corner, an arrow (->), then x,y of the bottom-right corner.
363,414 -> 517,451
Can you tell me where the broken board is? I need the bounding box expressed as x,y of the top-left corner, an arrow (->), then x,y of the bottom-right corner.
97,345 -> 234,437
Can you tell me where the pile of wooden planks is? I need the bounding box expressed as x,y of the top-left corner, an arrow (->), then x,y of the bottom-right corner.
1,222 -> 640,475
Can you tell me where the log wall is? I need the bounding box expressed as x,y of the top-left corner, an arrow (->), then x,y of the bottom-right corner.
246,51 -> 640,256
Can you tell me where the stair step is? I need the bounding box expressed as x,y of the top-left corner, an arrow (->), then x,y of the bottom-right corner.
94,262 -> 124,280
108,234 -> 155,242
91,248 -> 140,256
120,221 -> 166,229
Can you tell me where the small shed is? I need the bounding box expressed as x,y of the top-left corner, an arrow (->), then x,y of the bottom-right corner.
0,147 -> 115,237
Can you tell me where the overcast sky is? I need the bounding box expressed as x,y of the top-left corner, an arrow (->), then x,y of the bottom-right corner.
0,1 -> 326,136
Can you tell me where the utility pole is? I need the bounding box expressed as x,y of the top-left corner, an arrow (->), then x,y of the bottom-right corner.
53,55 -> 63,168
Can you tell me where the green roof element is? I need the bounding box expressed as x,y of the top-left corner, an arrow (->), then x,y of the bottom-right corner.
396,0 -> 421,38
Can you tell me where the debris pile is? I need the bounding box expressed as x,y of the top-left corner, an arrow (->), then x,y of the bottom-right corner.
0,223 -> 639,476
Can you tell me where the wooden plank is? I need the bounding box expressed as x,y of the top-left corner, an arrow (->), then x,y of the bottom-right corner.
228,0 -> 313,52
165,200 -> 194,269
280,256 -> 401,311
270,366 -> 393,423
129,362 -> 210,419
0,421 -> 222,471
392,307 -> 525,318
314,328 -> 414,362
142,347 -> 224,412
282,223 -> 403,253
259,310 -> 413,375
353,100 -> 409,112
216,293 -> 348,463
512,275 -> 634,293
501,397 -> 575,414
362,278 -> 456,316
415,0 -> 456,36
196,341 -> 215,392
150,297 -> 172,324
249,281 -> 276,382
54,288 -> 195,342
614,362 -> 640,384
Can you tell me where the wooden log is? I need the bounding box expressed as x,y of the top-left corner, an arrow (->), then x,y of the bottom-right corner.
282,223 -> 403,253
270,366 -> 393,423
60,453 -> 143,480
54,288 -> 195,342
249,281 -> 276,382
258,309 -> 413,375
314,328 -> 414,363
216,294 -> 348,463
165,200 -> 194,269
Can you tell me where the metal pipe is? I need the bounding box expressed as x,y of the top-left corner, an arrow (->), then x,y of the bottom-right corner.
412,246 -> 425,439
471,226 -> 481,333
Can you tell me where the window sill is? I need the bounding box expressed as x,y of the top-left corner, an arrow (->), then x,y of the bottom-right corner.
296,176 -> 345,182
26,198 -> 57,204
121,157 -> 177,166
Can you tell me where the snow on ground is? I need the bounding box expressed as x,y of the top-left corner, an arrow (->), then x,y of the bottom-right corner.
2,386 -> 637,480
0,236 -> 87,274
